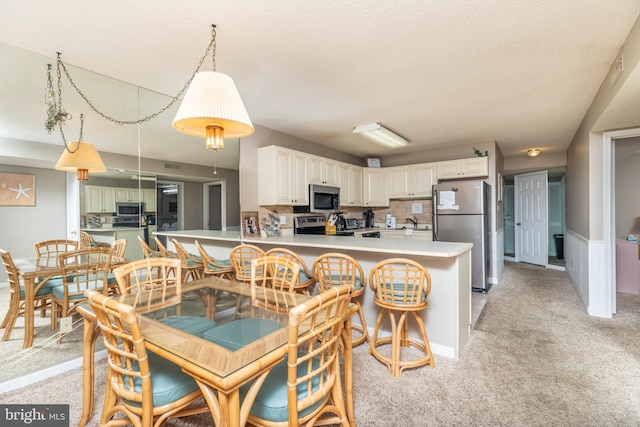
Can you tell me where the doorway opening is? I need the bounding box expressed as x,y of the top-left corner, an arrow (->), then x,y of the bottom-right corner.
203,181 -> 226,230
156,181 -> 183,246
503,168 -> 565,269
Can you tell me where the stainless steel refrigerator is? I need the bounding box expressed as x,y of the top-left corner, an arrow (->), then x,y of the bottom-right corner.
433,180 -> 491,293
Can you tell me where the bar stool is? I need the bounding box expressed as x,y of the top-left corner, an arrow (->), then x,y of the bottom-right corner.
171,239 -> 204,282
368,258 -> 435,377
265,247 -> 315,295
312,252 -> 368,346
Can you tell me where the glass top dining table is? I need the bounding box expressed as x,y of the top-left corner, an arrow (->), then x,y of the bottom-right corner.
77,275 -> 356,427
12,254 -> 127,349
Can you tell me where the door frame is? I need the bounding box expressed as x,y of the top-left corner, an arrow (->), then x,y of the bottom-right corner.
203,181 -> 226,230
157,180 -> 184,231
603,127 -> 640,317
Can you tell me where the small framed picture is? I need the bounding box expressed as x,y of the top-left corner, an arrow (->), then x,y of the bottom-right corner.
366,158 -> 381,168
242,211 -> 260,237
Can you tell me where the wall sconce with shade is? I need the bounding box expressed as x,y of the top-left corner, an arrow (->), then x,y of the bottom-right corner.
353,122 -> 411,149
527,148 -> 541,157
172,25 -> 254,152
54,114 -> 106,181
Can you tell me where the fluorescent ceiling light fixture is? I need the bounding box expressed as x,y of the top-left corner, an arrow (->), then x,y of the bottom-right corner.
353,123 -> 411,149
131,175 -> 156,181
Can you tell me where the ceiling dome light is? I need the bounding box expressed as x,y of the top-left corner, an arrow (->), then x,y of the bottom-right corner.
527,148 -> 540,157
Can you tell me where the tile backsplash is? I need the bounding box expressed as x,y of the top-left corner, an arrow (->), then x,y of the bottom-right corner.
259,199 -> 433,232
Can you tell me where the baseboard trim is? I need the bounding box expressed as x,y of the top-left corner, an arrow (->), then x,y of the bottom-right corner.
0,349 -> 107,394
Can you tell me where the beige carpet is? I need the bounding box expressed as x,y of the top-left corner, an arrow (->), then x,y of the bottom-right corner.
1,261 -> 639,426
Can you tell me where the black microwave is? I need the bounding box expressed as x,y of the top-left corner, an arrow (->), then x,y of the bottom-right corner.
116,202 -> 144,217
309,184 -> 340,214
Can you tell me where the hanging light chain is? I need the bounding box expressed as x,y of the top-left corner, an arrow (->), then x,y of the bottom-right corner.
48,25 -> 218,128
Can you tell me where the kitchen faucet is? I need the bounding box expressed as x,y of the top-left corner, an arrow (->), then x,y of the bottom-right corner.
405,216 -> 418,228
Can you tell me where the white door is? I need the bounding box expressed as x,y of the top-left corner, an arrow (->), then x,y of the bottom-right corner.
503,184 -> 515,255
515,171 -> 548,266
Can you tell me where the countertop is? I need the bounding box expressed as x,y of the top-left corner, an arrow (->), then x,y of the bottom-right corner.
153,229 -> 242,243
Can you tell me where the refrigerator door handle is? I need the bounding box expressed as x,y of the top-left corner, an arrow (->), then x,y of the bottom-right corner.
432,190 -> 438,241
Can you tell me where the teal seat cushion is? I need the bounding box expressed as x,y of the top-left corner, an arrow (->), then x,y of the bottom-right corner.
380,283 -> 426,304
51,274 -> 106,299
299,270 -> 312,283
186,254 -> 202,265
207,259 -> 231,270
325,274 -> 362,290
160,316 -> 216,338
202,318 -> 283,351
242,355 -> 325,422
21,276 -> 64,298
122,352 -> 199,408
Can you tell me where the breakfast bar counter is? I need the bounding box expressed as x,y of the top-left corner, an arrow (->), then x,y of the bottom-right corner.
155,230 -> 473,359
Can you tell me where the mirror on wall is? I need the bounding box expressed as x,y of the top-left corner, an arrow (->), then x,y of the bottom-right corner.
0,42 -> 240,384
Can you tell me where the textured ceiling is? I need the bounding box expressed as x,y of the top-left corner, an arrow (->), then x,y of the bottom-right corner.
1,0 -> 639,169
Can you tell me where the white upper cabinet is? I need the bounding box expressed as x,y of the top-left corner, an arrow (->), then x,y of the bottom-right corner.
436,157 -> 489,180
363,168 -> 389,207
308,155 -> 339,186
387,163 -> 435,198
338,163 -> 364,207
258,146 -> 309,206
115,188 -> 139,202
84,185 -> 116,213
142,188 -> 156,212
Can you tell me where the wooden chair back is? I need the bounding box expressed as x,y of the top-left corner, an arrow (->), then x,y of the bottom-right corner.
265,248 -> 315,294
79,231 -> 93,249
171,238 -> 204,281
312,252 -> 364,292
111,239 -> 127,258
246,284 -> 353,426
85,289 -> 207,426
34,239 -> 78,257
137,235 -> 161,259
54,247 -> 114,317
368,258 -> 431,310
250,255 -> 300,313
0,249 -> 55,340
155,237 -> 177,258
229,244 -> 266,283
111,257 -> 182,313
195,240 -> 234,279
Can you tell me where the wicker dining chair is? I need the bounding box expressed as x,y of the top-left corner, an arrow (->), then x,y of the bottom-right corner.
244,284 -> 353,426
0,249 -> 57,341
86,289 -> 210,427
249,255 -> 300,313
228,244 -> 266,316
111,238 -> 127,258
138,234 -> 162,258
368,258 -> 435,377
52,246 -> 114,343
195,240 -> 234,279
79,232 -> 111,249
155,237 -> 177,258
111,257 -> 217,336
312,252 -> 369,346
264,248 -> 315,295
171,238 -> 205,282
34,239 -> 78,257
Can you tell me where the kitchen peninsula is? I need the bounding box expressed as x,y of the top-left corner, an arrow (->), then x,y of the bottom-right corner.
155,230 -> 472,358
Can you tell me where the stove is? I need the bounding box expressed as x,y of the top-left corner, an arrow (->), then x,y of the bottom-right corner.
294,216 -> 327,235
294,215 -> 355,236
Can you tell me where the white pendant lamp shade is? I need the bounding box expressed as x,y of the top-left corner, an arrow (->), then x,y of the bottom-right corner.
172,71 -> 254,148
55,141 -> 107,181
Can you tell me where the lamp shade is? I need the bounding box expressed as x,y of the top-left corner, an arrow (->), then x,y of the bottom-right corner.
55,141 -> 107,181
172,71 -> 254,143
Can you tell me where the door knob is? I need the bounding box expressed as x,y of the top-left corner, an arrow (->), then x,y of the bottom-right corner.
516,222 -> 521,226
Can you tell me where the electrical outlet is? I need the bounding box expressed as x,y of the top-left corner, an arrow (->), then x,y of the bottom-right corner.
280,215 -> 286,225
59,317 -> 73,333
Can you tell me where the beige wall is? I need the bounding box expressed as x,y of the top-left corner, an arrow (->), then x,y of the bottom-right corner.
0,165 -> 68,282
567,15 -> 640,240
